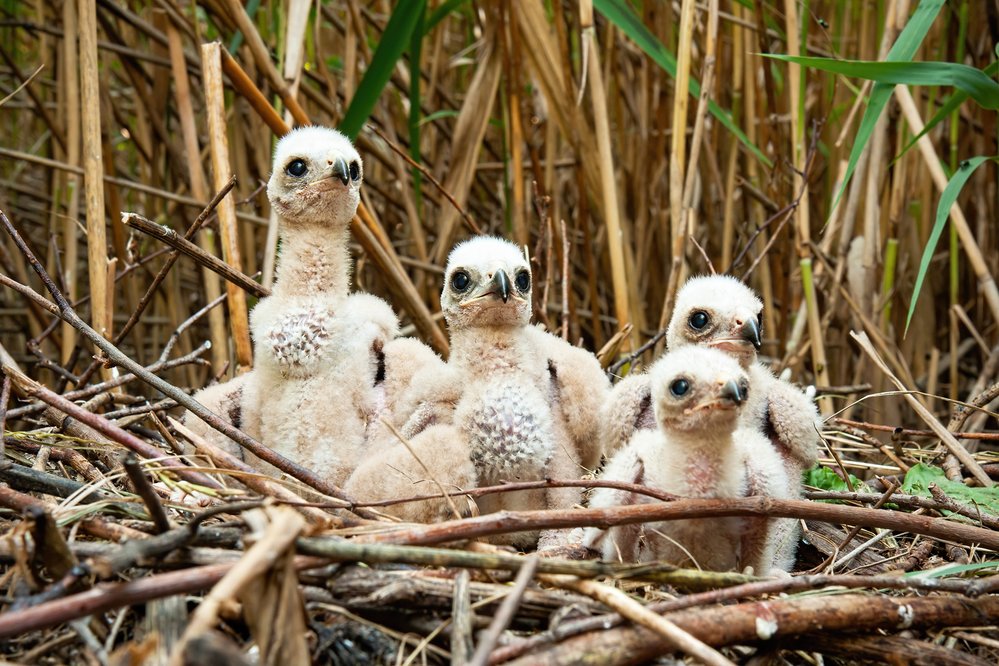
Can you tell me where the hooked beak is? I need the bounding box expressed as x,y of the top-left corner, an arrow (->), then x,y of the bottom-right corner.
739,317 -> 762,350
719,379 -> 746,405
490,269 -> 511,303
687,379 -> 747,414
330,157 -> 350,185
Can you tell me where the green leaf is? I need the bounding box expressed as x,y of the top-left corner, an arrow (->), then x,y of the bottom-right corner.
339,0 -> 427,140
904,156 -> 996,333
804,466 -> 869,495
901,462 -> 999,515
895,60 -> 999,162
904,560 -> 999,579
426,0 -> 469,33
821,0 -> 946,221
594,0 -> 771,168
764,56 -> 999,109
228,0 -> 262,53
419,109 -> 459,126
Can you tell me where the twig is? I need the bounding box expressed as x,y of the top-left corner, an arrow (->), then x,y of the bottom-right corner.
122,212 -> 268,298
0,556 -> 325,639
353,495 -> 999,550
503,593 -> 999,665
607,329 -> 668,377
451,570 -> 473,666
0,207 -> 368,511
469,555 -> 540,666
541,574 -> 734,666
368,124 -> 481,234
832,417 -> 999,441
491,569 -> 999,663
122,452 -> 172,533
348,478 -> 677,508
117,175 -> 237,345
0,372 -> 10,461
158,294 -> 227,363
1,362 -> 220,490
7,342 -> 211,421
170,506 -> 306,664
294,536 -> 752,587
851,331 -> 993,487
804,490 -> 999,530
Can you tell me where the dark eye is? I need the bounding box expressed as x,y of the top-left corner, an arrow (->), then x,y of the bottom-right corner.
670,378 -> 690,397
349,161 -> 360,181
285,159 -> 308,177
688,311 -> 709,330
451,270 -> 470,292
515,270 -> 530,292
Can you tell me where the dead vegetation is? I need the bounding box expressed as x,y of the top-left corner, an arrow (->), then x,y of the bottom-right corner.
2,0 -> 999,663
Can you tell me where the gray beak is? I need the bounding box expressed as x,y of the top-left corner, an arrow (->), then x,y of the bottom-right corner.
740,317 -> 762,351
720,379 -> 746,405
331,157 -> 350,185
490,270 -> 511,303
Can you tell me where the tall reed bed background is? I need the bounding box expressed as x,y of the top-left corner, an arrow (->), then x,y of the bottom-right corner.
1,0 -> 997,454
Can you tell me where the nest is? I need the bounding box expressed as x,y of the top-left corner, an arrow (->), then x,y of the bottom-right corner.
2,244 -> 999,663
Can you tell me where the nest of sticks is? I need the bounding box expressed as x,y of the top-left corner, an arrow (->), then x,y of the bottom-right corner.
1,207 -> 998,665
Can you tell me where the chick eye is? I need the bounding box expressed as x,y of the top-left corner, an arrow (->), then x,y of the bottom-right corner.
688,310 -> 709,330
670,378 -> 690,397
285,159 -> 308,177
515,270 -> 530,292
348,161 -> 360,181
451,270 -> 470,293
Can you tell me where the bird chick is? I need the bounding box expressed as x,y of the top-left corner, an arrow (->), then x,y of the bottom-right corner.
346,237 -> 608,548
665,275 -> 820,474
243,126 -> 405,485
602,275 -> 820,472
585,347 -> 789,572
598,275 -> 817,571
187,127 -> 437,487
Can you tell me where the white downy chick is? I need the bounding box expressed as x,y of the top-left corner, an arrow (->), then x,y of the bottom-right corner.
601,275 -> 820,470
244,126 -> 408,485
586,347 -> 789,572
666,275 -> 821,473
598,275 -> 817,571
185,127 -> 441,484
346,237 -> 608,547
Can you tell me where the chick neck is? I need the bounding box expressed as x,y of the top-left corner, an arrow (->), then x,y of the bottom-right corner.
271,222 -> 352,300
449,324 -> 533,377
666,419 -> 742,497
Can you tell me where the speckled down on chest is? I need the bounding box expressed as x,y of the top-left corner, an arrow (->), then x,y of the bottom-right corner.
266,307 -> 336,371
464,381 -> 554,483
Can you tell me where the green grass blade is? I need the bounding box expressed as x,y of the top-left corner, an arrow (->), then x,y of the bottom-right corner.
823,0 -> 946,221
904,156 -> 996,334
339,0 -> 427,140
595,0 -> 771,167
228,0 -> 262,53
765,57 -> 999,109
426,0 -> 469,32
895,60 -> 999,162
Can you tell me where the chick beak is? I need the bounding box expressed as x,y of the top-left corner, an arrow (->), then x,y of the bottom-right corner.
330,157 -> 350,185
719,379 -> 746,405
739,317 -> 762,351
490,269 -> 511,303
